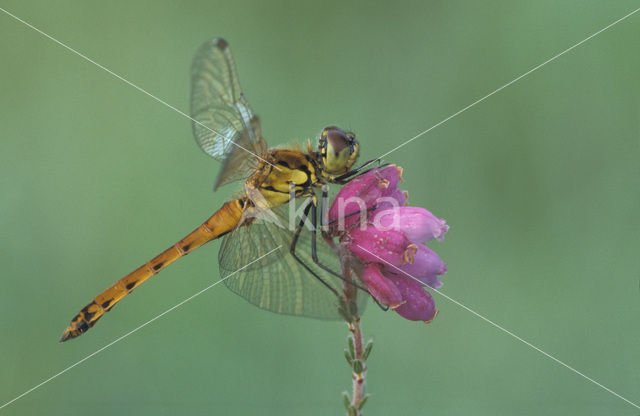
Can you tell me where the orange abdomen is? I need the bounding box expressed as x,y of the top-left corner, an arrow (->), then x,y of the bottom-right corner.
60,199 -> 244,342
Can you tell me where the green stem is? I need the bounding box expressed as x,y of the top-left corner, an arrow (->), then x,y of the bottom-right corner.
338,249 -> 371,416
349,318 -> 366,415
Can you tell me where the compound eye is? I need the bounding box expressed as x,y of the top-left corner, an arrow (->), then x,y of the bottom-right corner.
326,128 -> 350,155
321,126 -> 355,174
345,132 -> 356,151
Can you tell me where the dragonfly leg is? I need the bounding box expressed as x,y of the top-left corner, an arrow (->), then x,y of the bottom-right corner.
291,191 -> 390,312
317,183 -> 372,228
317,191 -> 390,312
308,195 -> 372,294
325,206 -> 380,226
332,159 -> 389,184
289,198 -> 340,298
321,184 -> 378,227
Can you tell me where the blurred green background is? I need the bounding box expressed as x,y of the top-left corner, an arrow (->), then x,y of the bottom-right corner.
1,1 -> 638,415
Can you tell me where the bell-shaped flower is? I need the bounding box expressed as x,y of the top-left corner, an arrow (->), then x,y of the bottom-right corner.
330,165 -> 449,323
372,206 -> 449,243
346,227 -> 417,267
385,272 -> 437,322
383,244 -> 446,289
359,263 -> 404,309
328,165 -> 402,231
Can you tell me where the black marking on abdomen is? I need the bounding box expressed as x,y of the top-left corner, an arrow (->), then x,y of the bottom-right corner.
81,302 -> 97,321
182,244 -> 191,253
152,262 -> 163,271
101,299 -> 113,309
77,319 -> 90,333
126,282 -> 136,290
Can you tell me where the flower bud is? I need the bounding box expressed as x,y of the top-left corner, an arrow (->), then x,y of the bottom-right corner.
359,263 -> 404,308
372,207 -> 449,243
386,273 -> 437,322
384,244 -> 446,289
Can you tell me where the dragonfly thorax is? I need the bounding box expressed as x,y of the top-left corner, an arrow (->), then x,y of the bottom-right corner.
317,126 -> 359,176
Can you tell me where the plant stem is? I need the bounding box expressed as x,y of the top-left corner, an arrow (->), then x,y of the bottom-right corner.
349,318 -> 366,414
338,249 -> 370,416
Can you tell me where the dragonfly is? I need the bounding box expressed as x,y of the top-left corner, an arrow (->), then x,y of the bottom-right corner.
60,38 -> 376,342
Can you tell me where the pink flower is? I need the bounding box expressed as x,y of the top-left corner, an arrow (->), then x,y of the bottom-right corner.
385,244 -> 446,289
328,165 -> 402,231
376,189 -> 406,211
385,273 -> 437,322
330,165 -> 448,322
346,227 -> 416,267
359,264 -> 404,309
372,207 -> 449,243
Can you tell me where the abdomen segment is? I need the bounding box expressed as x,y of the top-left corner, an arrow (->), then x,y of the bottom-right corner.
60,199 -> 244,342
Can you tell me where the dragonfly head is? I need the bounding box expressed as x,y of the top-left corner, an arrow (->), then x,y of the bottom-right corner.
318,126 -> 359,175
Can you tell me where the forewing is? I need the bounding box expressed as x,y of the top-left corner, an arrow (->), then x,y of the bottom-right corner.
190,38 -> 267,189
218,199 -> 364,319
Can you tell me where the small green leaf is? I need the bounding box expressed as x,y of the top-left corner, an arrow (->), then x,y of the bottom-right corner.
348,407 -> 357,416
363,340 -> 373,360
352,359 -> 363,373
347,336 -> 355,359
342,392 -> 351,410
344,349 -> 353,365
358,394 -> 370,410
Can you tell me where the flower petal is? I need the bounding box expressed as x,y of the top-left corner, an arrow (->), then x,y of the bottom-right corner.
347,227 -> 412,266
374,189 -> 407,211
328,165 -> 403,230
386,273 -> 437,322
417,274 -> 443,290
374,165 -> 403,194
384,244 -> 447,288
359,263 -> 404,308
371,207 -> 449,243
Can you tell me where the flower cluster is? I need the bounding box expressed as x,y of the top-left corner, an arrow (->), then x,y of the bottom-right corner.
328,165 -> 449,322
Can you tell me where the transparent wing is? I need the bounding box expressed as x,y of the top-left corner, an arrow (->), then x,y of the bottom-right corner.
218,196 -> 366,319
190,38 -> 267,189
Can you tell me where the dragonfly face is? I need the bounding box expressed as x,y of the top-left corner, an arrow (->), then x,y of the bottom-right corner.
318,126 -> 359,176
